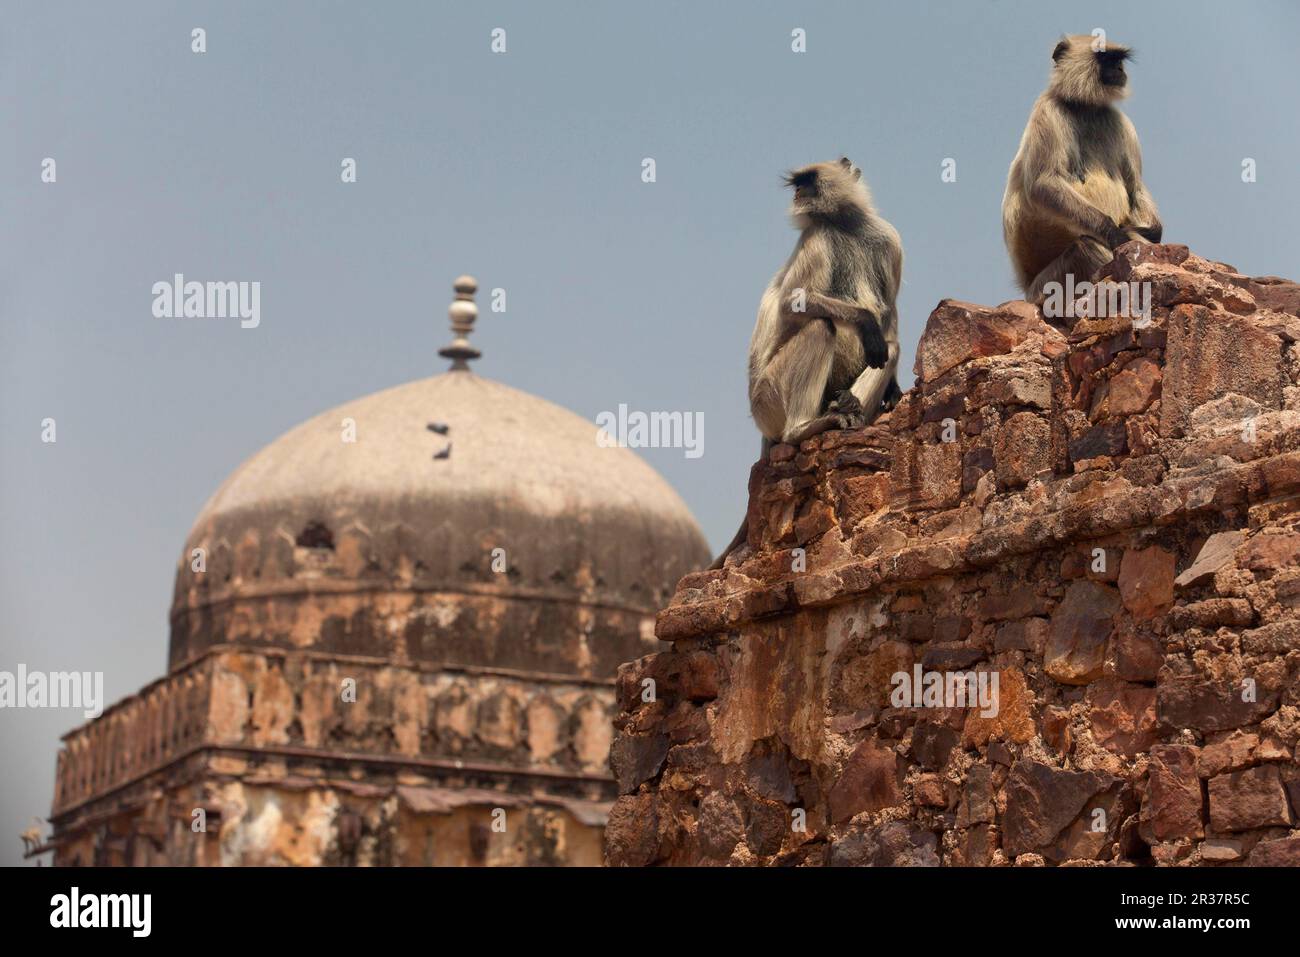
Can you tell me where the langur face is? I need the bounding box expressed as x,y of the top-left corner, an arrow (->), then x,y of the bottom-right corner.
788,170 -> 818,202
1095,49 -> 1129,89
785,168 -> 820,222
784,160 -> 866,227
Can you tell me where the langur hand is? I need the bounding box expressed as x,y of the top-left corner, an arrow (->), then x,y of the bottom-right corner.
1101,221 -> 1132,250
857,316 -> 888,368
1130,222 -> 1162,243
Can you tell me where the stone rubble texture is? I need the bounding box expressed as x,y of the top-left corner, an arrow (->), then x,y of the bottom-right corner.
606,244 -> 1300,867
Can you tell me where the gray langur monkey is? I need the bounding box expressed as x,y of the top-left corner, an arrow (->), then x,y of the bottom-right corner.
751,157 -> 903,446
1002,35 -> 1162,304
709,157 -> 903,569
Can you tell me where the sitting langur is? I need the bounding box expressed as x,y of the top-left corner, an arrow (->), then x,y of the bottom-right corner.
749,157 -> 903,447
710,157 -> 902,568
1002,35 -> 1162,304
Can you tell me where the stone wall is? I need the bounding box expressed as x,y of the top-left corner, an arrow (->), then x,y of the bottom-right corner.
54,763 -> 607,867
607,245 -> 1300,867
52,647 -> 614,866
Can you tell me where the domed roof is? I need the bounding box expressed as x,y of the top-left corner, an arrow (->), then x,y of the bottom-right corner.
189,370 -> 702,539
168,279 -> 710,678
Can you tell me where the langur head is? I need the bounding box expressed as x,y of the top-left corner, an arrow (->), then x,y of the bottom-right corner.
1048,34 -> 1132,106
783,158 -> 871,228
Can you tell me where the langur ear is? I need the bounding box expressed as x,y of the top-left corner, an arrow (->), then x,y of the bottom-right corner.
852,166 -> 862,181
839,156 -> 852,168
1051,38 -> 1069,63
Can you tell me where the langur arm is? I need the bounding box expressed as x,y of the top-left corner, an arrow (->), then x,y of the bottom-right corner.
777,286 -> 845,327
1126,182 -> 1162,242
1029,175 -> 1130,248
803,293 -> 887,367
886,237 -> 903,304
796,291 -> 869,323
1126,220 -> 1161,244
780,291 -> 880,346
1120,115 -> 1162,242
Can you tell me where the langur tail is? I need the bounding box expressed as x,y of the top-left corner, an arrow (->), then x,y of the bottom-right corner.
708,516 -> 749,570
707,438 -> 770,570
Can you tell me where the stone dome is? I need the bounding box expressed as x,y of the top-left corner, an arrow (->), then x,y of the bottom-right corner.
169,285 -> 710,679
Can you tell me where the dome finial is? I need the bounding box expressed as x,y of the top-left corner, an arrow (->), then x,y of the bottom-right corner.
439,275 -> 481,371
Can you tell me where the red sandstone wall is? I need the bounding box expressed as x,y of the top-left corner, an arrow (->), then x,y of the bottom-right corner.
607,245 -> 1300,866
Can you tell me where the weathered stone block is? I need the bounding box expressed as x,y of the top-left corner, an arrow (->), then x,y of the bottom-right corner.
1118,546 -> 1175,620
829,736 -> 902,823
1208,764 -> 1293,832
1045,581 -> 1120,685
1139,744 -> 1203,843
1162,304 -> 1284,438
1003,761 -> 1112,857
995,412 -> 1052,488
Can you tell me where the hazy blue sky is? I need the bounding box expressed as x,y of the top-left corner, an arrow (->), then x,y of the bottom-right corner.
2,0 -> 1297,865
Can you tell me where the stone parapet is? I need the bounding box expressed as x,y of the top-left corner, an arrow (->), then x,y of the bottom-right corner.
607,245 -> 1300,867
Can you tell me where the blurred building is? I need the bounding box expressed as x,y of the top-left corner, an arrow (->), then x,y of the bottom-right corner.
44,277 -> 709,865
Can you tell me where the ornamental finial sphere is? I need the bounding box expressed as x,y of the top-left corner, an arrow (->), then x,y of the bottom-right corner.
439,274 -> 482,371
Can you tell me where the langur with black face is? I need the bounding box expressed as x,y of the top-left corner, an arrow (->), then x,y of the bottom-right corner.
748,158 -> 903,447
1002,35 -> 1163,304
710,157 -> 903,569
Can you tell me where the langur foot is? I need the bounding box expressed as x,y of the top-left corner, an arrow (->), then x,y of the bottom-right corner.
827,390 -> 867,429
783,392 -> 873,445
1027,237 -> 1115,305
879,377 -> 904,414
782,414 -> 838,446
